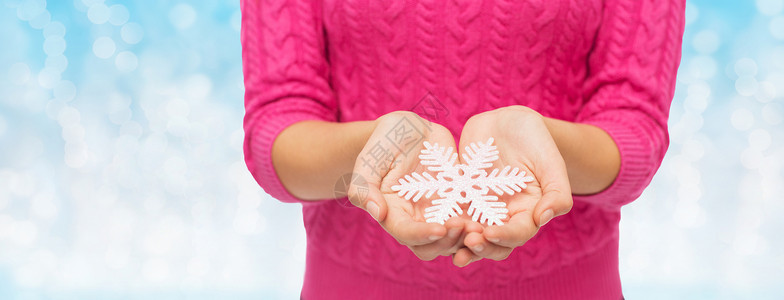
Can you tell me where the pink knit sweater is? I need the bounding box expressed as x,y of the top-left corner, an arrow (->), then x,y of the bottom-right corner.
241,0 -> 684,299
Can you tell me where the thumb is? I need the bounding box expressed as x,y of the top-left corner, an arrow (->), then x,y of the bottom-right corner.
531,164 -> 573,228
348,172 -> 388,222
532,187 -> 572,227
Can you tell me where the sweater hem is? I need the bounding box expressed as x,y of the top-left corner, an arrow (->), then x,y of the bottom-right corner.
301,238 -> 622,300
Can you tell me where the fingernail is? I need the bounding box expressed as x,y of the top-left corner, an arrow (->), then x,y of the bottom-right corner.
428,235 -> 441,241
472,244 -> 484,253
539,209 -> 554,227
488,237 -> 500,243
448,228 -> 460,239
367,201 -> 380,221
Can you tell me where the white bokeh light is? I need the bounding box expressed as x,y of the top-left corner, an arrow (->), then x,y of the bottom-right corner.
61,123 -> 85,143
81,0 -> 105,7
687,56 -> 717,80
734,58 -> 758,76
230,10 -> 242,32
92,36 -> 116,59
692,30 -> 720,54
770,16 -> 784,39
756,0 -> 784,15
735,76 -> 759,96
108,4 -> 129,26
685,81 -> 710,112
685,2 -> 698,26
183,74 -> 213,100
43,36 -> 66,56
16,0 -> 46,21
87,3 -> 110,24
741,147 -> 765,170
29,10 -> 51,29
37,67 -> 61,89
120,22 -> 144,44
44,54 -> 68,73
755,81 -> 776,103
748,129 -> 772,151
43,21 -> 65,37
115,51 -> 138,72
169,3 -> 197,30
57,107 -> 80,128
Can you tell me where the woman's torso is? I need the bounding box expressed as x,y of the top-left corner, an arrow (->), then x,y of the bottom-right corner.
302,0 -> 622,295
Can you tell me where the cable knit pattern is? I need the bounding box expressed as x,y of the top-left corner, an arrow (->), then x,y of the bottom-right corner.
241,0 -> 684,299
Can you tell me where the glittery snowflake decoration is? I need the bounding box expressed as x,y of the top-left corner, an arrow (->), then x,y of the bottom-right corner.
391,138 -> 535,226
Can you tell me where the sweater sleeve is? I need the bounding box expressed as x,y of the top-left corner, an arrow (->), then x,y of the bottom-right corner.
241,0 -> 337,204
572,0 -> 685,209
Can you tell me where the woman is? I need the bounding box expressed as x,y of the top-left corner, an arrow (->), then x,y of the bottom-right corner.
241,0 -> 684,299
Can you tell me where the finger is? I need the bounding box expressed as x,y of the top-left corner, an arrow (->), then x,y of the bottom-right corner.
349,133 -> 395,222
532,188 -> 572,227
409,217 -> 465,260
385,207 -> 447,246
463,220 -> 485,234
452,248 -> 471,267
443,217 -> 470,253
482,212 -> 538,248
464,231 -> 513,261
452,247 -> 479,267
347,172 -> 387,222
531,147 -> 573,227
531,172 -> 573,227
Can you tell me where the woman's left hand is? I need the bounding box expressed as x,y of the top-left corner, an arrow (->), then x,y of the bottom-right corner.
452,106 -> 573,267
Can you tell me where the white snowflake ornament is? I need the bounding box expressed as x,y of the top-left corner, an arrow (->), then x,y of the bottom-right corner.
391,138 -> 535,226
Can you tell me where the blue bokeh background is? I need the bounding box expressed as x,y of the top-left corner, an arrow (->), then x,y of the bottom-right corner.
1,0 -> 783,299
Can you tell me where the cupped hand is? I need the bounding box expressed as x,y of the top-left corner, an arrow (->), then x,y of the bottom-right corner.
452,106 -> 573,267
347,111 -> 470,261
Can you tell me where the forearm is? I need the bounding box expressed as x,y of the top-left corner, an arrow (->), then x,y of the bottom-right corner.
272,120 -> 377,200
542,117 -> 620,195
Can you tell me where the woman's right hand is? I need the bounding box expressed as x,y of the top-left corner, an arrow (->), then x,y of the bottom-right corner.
347,111 -> 469,261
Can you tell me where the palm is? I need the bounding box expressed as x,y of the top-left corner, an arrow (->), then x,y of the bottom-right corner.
379,151 -> 443,222
450,106 -> 573,265
463,109 -> 566,226
349,111 -> 473,260
490,144 -> 545,228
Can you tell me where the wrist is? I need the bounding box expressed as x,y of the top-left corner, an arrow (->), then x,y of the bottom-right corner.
352,119 -> 379,159
541,117 -> 621,195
